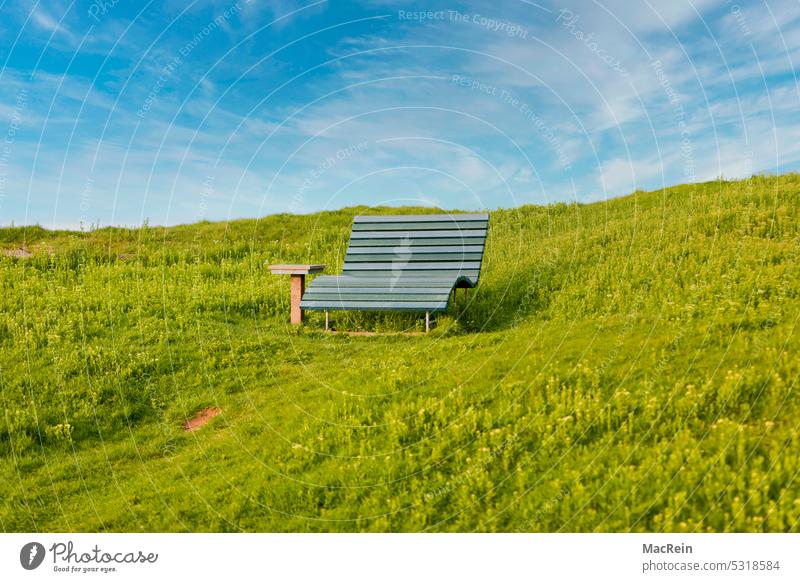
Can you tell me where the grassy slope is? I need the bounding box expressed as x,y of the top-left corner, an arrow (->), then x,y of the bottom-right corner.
1,175 -> 799,532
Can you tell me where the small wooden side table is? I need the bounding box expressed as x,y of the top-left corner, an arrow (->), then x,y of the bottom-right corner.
268,264 -> 326,324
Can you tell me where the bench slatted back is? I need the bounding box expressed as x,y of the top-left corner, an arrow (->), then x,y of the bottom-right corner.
341,213 -> 489,287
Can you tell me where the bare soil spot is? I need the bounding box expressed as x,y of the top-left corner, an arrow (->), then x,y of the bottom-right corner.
3,247 -> 33,259
183,407 -> 221,432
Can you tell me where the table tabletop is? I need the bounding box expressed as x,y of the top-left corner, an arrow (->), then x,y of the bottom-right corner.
268,264 -> 326,275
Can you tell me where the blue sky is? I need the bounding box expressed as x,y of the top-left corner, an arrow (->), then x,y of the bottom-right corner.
1,0 -> 798,228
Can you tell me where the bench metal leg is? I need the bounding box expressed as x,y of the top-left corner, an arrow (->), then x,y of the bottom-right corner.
425,311 -> 430,333
325,310 -> 329,331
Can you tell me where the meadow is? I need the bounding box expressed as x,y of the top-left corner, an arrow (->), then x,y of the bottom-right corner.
1,174 -> 798,532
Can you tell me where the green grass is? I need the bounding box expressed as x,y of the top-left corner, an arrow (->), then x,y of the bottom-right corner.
1,174 -> 799,532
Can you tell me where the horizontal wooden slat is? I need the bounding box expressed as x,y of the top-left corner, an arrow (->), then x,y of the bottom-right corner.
343,262 -> 482,270
302,292 -> 451,302
354,214 -> 488,223
346,245 -> 485,254
350,230 -> 486,239
352,221 -> 487,232
306,286 -> 453,294
344,253 -> 483,262
310,276 -> 464,287
300,300 -> 449,312
348,237 -> 485,247
339,272 -> 480,283
338,270 -> 480,276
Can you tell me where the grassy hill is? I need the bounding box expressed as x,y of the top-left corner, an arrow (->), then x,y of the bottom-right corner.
1,174 -> 798,532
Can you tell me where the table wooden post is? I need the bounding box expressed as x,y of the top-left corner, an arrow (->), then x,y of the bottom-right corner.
290,274 -> 305,324
268,264 -> 326,325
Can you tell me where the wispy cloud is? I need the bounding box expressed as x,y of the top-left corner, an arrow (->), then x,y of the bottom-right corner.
28,3 -> 76,43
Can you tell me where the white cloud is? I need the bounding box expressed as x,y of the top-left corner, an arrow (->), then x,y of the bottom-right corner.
599,157 -> 664,196
31,6 -> 68,35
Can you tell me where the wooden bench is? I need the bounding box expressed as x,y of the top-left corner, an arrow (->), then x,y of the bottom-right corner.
299,213 -> 489,331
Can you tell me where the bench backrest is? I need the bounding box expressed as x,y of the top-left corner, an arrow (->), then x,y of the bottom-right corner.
342,213 -> 489,287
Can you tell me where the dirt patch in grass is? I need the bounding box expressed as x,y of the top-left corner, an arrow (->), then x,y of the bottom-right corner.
3,247 -> 33,259
183,407 -> 221,432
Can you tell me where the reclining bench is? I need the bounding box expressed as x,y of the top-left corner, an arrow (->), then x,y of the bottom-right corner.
299,213 -> 489,331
